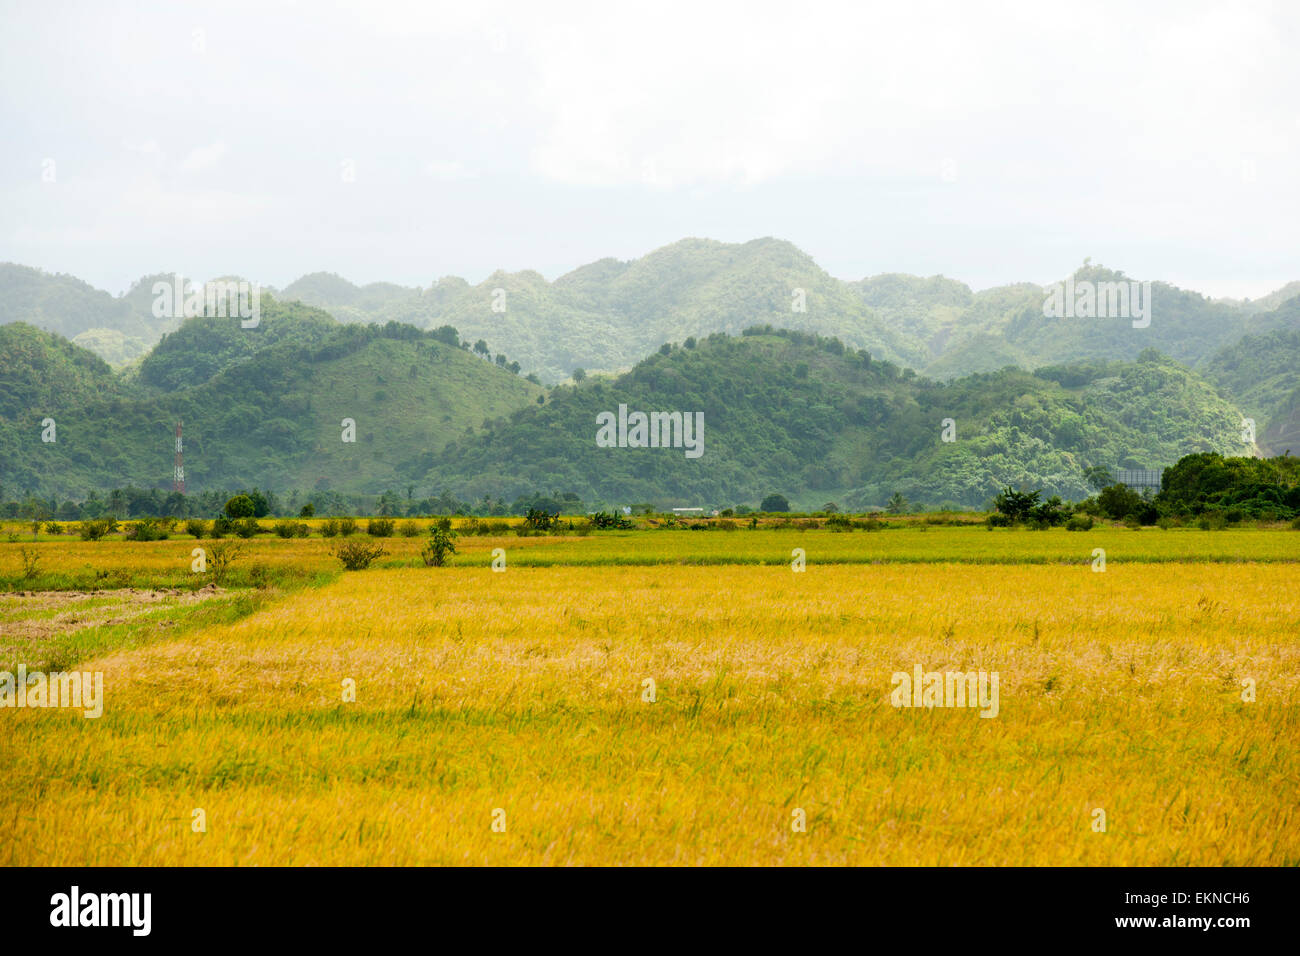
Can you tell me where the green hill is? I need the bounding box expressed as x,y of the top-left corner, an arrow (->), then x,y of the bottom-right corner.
421,331 -> 1245,509
0,311 -> 542,498
368,237 -> 920,381
0,322 -> 123,420
1203,305 -> 1300,454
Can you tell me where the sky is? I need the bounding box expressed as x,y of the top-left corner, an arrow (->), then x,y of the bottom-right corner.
1,0 -> 1297,299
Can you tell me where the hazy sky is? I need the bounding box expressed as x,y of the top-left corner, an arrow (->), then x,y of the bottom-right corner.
1,0 -> 1296,298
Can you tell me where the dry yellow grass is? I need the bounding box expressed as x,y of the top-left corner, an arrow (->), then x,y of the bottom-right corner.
2,560 -> 1296,865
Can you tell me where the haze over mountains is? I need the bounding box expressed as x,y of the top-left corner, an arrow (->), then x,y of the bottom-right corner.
6,238 -> 1297,381
2,237 -> 1298,509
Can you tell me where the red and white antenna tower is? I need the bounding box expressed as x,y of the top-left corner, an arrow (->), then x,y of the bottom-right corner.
173,421 -> 185,494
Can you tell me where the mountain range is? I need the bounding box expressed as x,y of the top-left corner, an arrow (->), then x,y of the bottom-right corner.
2,238 -> 1298,509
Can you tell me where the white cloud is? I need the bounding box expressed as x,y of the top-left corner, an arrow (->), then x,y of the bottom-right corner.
179,141 -> 229,172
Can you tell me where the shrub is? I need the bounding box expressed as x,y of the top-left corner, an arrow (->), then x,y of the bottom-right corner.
19,547 -> 40,581
124,518 -> 169,541
367,517 -> 395,537
399,520 -> 421,537
321,518 -> 341,537
78,516 -> 118,541
337,517 -> 357,537
1098,484 -> 1143,521
43,521 -> 63,535
986,513 -> 1013,528
233,517 -> 261,539
206,541 -> 244,584
299,503 -> 315,518
825,514 -> 852,532
760,493 -> 790,513
210,516 -> 233,539
1065,514 -> 1094,531
1291,516 -> 1300,530
185,519 -> 207,538
421,525 -> 459,566
294,522 -> 310,538
274,520 -> 299,539
590,511 -> 634,530
333,539 -> 386,570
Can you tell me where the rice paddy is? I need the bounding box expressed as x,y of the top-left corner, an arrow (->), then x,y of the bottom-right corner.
1,524 -> 1297,865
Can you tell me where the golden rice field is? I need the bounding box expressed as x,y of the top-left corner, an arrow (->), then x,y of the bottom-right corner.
1,527 -> 1298,865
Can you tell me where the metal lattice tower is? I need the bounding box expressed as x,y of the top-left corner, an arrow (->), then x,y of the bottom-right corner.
173,421 -> 185,494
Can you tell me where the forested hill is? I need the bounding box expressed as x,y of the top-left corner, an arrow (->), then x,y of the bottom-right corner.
7,242 -> 1299,392
422,330 -> 1246,509
0,304 -> 541,499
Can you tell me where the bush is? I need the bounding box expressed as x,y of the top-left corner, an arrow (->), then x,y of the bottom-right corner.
333,539 -> 386,570
210,516 -> 233,539
185,519 -> 207,538
1065,514 -> 1094,531
337,517 -> 357,537
274,520 -> 299,539
299,503 -> 315,518
825,514 -> 852,531
421,525 -> 459,566
206,541 -> 244,584
233,517 -> 261,539
1291,516 -> 1300,530
294,522 -> 310,538
78,516 -> 118,541
321,518 -> 340,538
760,493 -> 790,513
1098,484 -> 1143,521
43,521 -> 63,535
985,513 -> 1013,528
399,520 -> 421,537
124,518 -> 169,541
367,517 -> 395,537
590,511 -> 634,530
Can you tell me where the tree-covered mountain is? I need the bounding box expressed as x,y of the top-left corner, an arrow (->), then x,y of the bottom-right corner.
264,244 -> 1300,387
0,322 -> 121,421
1203,307 -> 1300,455
0,264 -> 181,366
0,307 -> 542,499
7,241 -> 1298,388
420,330 -> 1245,510
0,309 -> 1253,507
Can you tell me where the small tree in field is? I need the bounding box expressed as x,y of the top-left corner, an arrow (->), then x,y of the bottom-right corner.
333,539 -> 386,571
225,494 -> 255,519
421,522 -> 459,567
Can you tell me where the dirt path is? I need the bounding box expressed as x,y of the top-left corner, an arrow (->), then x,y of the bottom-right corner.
0,584 -> 228,646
